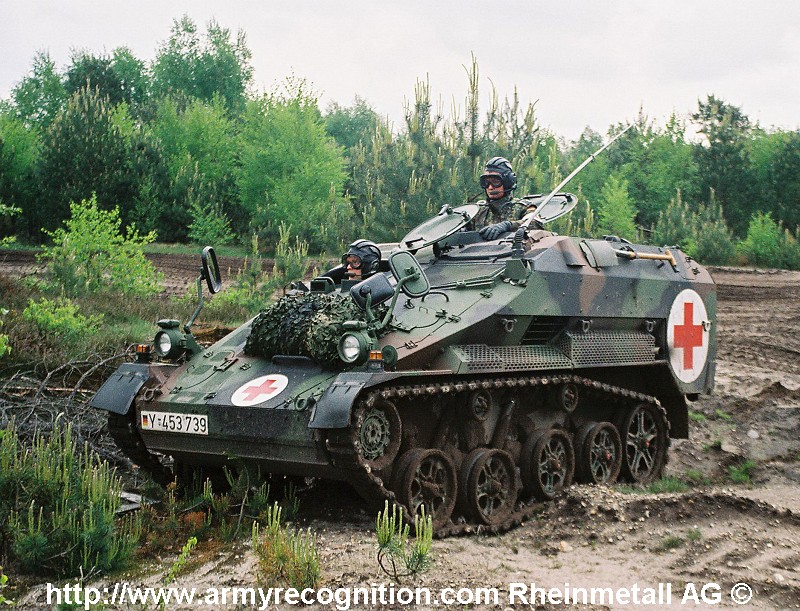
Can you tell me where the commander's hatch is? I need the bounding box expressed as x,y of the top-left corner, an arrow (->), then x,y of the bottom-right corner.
399,204 -> 480,251
522,192 -> 578,225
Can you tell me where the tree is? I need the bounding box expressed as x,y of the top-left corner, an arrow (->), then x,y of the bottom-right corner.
35,87 -> 137,235
152,15 -> 253,114
11,51 -> 66,131
64,48 -> 150,112
39,195 -> 162,297
0,110 -> 39,239
238,79 -> 349,252
596,174 -> 638,239
150,96 -> 241,238
692,95 -> 753,236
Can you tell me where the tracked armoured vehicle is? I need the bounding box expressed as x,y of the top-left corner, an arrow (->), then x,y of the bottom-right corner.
91,145 -> 716,536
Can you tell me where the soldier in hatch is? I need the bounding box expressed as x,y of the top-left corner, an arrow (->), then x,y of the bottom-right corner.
473,156 -> 536,240
342,239 -> 382,279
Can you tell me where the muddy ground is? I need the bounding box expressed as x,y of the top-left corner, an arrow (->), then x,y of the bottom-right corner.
5,254 -> 800,610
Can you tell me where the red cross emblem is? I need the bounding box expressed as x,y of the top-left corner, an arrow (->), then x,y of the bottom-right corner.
667,289 -> 710,384
231,374 -> 289,406
673,302 -> 704,369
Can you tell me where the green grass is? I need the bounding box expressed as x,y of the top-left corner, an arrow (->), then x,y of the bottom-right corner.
688,410 -> 707,422
686,528 -> 702,542
683,469 -> 711,486
714,409 -> 733,421
729,459 -> 757,484
660,535 -> 684,551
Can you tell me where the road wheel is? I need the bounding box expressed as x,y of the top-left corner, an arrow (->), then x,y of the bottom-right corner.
617,403 -> 669,484
394,449 -> 457,529
575,422 -> 622,484
521,428 -> 575,501
459,448 -> 518,526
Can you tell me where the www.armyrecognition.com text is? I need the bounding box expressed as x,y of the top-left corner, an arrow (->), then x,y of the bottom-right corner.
46,580 -> 755,609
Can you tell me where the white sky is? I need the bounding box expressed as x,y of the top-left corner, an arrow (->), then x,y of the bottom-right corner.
2,0 -> 799,141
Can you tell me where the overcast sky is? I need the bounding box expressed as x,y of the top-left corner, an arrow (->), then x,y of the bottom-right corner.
3,0 -> 799,141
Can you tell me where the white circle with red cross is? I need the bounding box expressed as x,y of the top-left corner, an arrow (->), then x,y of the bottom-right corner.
231,374 -> 289,407
666,289 -> 710,383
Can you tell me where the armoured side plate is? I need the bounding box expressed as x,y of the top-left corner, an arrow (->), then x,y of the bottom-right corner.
89,363 -> 150,415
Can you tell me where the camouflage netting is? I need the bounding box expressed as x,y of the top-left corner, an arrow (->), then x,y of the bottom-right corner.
244,292 -> 384,368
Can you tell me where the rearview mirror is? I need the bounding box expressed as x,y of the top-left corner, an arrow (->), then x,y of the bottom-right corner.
388,250 -> 430,298
201,246 -> 222,294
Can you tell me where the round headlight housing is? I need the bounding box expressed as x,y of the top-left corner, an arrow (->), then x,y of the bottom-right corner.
153,329 -> 183,359
337,332 -> 371,365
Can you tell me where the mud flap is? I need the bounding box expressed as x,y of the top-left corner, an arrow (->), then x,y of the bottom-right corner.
308,378 -> 367,429
89,363 -> 150,415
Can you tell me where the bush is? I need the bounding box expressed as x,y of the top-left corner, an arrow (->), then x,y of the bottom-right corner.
737,212 -> 800,269
22,296 -> 103,346
252,503 -> 320,590
38,195 -> 163,297
652,191 -> 736,265
188,200 -> 235,246
0,421 -> 138,577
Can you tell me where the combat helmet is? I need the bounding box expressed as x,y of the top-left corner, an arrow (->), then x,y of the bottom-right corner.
480,156 -> 517,192
342,239 -> 382,275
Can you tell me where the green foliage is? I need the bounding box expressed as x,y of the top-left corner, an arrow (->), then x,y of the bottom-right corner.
0,566 -> 13,606
238,79 -> 349,252
659,535 -> 685,551
375,501 -> 434,583
0,309 -> 10,359
692,95 -> 754,236
252,504 -> 321,590
152,15 -> 253,115
11,50 -> 66,130
163,537 -> 197,585
652,191 -> 736,265
36,87 -> 140,234
150,96 -> 242,238
38,195 -> 162,297
738,211 -> 800,269
729,459 -> 757,485
188,200 -> 235,246
0,110 -> 39,240
0,203 -> 21,247
0,421 -> 138,577
22,297 -> 103,346
595,173 -> 638,239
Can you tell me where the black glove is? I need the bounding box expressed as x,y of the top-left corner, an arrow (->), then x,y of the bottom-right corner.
479,220 -> 514,240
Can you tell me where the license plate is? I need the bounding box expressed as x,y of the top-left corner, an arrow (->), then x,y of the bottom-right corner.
140,411 -> 208,435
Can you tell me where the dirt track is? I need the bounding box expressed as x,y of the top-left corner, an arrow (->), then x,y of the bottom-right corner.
10,257 -> 800,610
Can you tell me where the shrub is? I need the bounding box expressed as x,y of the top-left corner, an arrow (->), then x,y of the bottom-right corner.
38,195 -> 163,297
188,200 -> 235,246
22,296 -> 103,346
0,421 -> 138,577
252,503 -> 320,590
737,212 -> 800,269
375,501 -> 433,583
596,174 -> 638,239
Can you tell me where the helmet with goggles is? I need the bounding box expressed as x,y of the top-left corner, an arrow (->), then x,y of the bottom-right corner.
480,156 -> 517,192
342,239 -> 381,275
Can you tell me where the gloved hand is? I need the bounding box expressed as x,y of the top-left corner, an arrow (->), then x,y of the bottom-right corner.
479,220 -> 514,240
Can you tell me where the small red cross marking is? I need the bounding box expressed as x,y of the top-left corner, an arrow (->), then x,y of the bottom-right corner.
242,378 -> 280,401
673,302 -> 704,369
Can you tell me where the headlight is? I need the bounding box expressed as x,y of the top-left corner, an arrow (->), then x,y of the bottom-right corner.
338,332 -> 371,365
153,329 -> 183,359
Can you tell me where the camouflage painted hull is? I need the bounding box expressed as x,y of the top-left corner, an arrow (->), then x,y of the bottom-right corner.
93,230 -> 716,534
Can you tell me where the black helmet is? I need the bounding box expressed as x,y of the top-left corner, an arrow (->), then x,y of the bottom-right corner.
342,239 -> 381,275
480,156 -> 517,192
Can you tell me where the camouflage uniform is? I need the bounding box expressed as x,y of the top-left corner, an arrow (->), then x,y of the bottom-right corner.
471,195 -> 533,231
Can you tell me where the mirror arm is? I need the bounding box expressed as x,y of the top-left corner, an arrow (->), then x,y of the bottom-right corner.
184,275 -> 204,333
369,273 -> 418,333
